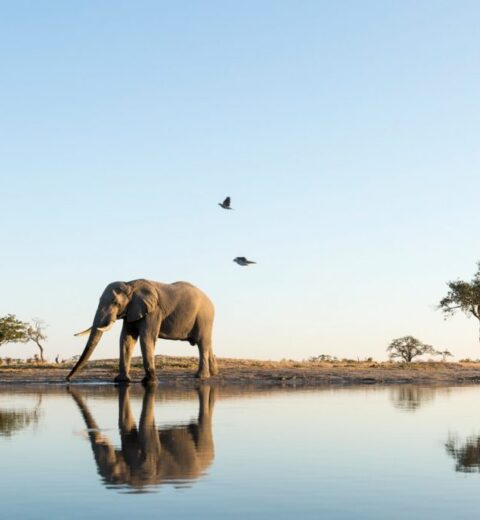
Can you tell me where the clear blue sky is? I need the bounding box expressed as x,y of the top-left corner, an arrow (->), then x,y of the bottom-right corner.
1,1 -> 480,361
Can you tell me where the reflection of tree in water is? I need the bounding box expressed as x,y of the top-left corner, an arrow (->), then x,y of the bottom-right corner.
0,397 -> 41,437
390,386 -> 437,412
70,385 -> 215,492
446,434 -> 480,473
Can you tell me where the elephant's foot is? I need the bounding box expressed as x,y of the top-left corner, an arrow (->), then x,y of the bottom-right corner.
114,374 -> 131,385
195,370 -> 210,380
141,374 -> 157,387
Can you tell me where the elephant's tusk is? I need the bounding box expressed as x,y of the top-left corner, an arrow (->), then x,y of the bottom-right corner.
74,327 -> 92,337
96,322 -> 115,333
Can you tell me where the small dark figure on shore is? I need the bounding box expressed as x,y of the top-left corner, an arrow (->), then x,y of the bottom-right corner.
55,354 -> 60,364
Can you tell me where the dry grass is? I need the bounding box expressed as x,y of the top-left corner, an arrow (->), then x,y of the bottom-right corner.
3,356 -> 478,370
1,354 -> 480,373
1,355 -> 480,387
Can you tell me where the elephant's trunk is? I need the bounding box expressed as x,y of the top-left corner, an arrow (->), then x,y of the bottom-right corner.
67,298 -> 118,381
66,328 -> 104,381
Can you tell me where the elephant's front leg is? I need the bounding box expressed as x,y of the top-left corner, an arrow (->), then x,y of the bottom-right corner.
115,322 -> 138,384
118,385 -> 136,431
138,386 -> 161,457
139,313 -> 161,385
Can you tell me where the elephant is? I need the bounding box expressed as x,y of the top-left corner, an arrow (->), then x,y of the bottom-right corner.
67,279 -> 217,384
69,385 -> 216,490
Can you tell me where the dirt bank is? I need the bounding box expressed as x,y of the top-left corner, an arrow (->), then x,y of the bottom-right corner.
2,356 -> 480,387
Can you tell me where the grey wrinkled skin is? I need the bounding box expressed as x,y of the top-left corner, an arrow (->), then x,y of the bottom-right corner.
67,279 -> 217,384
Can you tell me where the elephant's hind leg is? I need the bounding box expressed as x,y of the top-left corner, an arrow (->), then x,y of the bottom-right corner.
196,337 -> 215,379
209,350 -> 218,376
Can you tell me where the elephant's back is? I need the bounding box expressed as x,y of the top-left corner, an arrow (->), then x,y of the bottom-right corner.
167,281 -> 214,309
148,281 -> 214,325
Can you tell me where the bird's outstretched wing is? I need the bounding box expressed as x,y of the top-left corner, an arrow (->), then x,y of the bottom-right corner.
223,196 -> 231,207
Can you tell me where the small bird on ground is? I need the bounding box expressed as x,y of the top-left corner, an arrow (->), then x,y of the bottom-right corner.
233,256 -> 256,266
218,196 -> 233,210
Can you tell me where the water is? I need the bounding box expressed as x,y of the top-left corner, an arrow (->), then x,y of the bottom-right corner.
1,384 -> 480,519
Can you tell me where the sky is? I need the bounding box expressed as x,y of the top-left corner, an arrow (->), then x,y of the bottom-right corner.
1,0 -> 480,362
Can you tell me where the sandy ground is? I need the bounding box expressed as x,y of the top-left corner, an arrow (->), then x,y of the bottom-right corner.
2,356 -> 480,387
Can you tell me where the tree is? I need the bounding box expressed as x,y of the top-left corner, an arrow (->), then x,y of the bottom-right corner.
446,434 -> 480,473
0,315 -> 29,348
0,407 -> 40,437
0,395 -> 41,437
26,318 -> 47,361
390,386 -> 436,412
308,354 -> 337,362
439,262 -> 480,340
387,336 -> 436,363
439,349 -> 453,362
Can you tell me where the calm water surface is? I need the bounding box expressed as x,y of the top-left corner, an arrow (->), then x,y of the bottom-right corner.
1,384 -> 480,519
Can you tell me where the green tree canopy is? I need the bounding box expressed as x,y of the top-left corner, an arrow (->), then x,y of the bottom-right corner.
439,262 -> 480,321
0,315 -> 29,348
0,315 -> 48,360
439,262 -> 480,342
387,336 -> 436,363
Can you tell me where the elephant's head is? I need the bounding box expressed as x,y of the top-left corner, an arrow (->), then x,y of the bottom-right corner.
67,280 -> 158,381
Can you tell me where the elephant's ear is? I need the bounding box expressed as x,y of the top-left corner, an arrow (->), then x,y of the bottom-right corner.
127,286 -> 158,322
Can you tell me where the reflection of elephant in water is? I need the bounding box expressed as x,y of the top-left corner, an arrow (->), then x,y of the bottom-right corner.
67,279 -> 217,384
70,386 -> 216,490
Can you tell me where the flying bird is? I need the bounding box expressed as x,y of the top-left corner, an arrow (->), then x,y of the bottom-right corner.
233,256 -> 256,266
218,196 -> 233,210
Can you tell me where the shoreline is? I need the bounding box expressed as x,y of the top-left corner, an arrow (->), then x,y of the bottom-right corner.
2,356 -> 480,387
